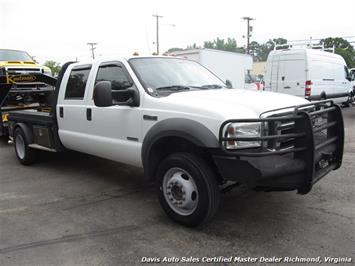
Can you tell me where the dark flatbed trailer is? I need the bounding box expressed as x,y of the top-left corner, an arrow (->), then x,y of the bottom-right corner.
0,73 -> 57,137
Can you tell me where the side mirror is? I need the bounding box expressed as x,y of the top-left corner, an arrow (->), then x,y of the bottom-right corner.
93,81 -> 113,107
225,79 -> 232,89
113,88 -> 140,107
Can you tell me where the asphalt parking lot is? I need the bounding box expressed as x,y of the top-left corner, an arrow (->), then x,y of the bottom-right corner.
0,108 -> 354,266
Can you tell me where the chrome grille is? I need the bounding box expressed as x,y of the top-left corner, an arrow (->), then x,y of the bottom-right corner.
6,68 -> 41,74
264,104 -> 331,151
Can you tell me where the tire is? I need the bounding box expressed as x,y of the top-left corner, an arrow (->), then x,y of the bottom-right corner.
343,94 -> 353,107
156,152 -> 220,227
13,127 -> 36,165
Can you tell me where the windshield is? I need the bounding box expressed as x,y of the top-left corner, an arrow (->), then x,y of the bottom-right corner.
0,50 -> 33,62
129,57 -> 226,96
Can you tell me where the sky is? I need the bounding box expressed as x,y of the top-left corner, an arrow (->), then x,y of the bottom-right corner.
0,0 -> 354,64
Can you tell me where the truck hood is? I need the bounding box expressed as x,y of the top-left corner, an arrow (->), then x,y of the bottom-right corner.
160,88 -> 308,119
0,61 -> 41,67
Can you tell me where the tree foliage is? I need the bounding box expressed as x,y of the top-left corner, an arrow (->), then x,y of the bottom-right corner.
250,38 -> 287,61
44,60 -> 61,76
203,37 -> 244,52
167,47 -> 184,53
320,37 -> 354,68
321,37 -> 354,51
186,43 -> 199,50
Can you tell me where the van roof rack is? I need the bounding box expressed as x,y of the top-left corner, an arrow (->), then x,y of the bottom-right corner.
274,43 -> 335,53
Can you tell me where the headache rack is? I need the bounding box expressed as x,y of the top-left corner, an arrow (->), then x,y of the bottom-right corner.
219,100 -> 344,193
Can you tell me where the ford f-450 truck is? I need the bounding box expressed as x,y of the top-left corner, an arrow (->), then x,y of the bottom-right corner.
2,57 -> 344,226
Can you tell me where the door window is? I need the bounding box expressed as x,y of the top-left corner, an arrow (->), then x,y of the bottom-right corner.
65,66 -> 91,99
344,66 -> 350,80
95,64 -> 131,91
95,63 -> 133,102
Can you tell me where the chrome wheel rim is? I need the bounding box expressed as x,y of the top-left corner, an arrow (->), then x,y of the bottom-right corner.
162,167 -> 199,216
15,134 -> 25,159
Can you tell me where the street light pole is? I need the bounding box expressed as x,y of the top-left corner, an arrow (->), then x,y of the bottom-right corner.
87,42 -> 98,59
153,14 -> 163,54
242,17 -> 255,54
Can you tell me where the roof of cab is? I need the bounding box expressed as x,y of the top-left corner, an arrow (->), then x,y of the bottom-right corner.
70,55 -> 180,67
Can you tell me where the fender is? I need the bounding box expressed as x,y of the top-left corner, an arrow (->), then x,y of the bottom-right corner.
12,122 -> 33,143
141,118 -> 219,178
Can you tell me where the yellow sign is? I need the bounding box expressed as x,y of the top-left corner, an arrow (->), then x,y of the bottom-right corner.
2,113 -> 8,122
6,75 -> 37,84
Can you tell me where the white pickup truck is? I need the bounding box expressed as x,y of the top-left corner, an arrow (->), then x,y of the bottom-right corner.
2,56 -> 344,226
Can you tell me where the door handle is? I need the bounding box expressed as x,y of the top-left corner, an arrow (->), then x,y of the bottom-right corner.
59,107 -> 64,118
86,108 -> 92,121
284,86 -> 291,89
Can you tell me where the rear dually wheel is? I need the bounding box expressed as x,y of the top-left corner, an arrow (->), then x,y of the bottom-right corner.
13,127 -> 36,165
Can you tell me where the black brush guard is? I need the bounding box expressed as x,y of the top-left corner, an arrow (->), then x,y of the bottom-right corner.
218,100 -> 344,194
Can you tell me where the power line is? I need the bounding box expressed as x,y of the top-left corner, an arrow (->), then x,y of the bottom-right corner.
87,42 -> 98,59
152,14 -> 163,55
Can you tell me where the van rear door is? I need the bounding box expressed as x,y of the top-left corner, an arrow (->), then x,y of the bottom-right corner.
269,53 -> 281,92
280,53 -> 306,97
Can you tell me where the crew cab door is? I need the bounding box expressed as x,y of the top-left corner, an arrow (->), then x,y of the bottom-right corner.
57,64 -> 93,152
84,61 -> 142,167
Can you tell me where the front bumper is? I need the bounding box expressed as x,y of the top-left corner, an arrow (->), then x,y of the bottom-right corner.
214,100 -> 344,194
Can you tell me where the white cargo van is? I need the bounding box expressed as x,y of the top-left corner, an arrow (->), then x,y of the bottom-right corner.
264,49 -> 352,103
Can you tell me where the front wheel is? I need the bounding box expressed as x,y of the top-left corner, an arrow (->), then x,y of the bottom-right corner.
156,152 -> 220,227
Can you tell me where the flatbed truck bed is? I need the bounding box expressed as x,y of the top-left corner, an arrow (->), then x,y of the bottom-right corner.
8,110 -> 54,126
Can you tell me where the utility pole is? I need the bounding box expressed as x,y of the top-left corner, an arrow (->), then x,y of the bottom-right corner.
87,42 -> 98,59
242,17 -> 255,54
152,14 -> 163,54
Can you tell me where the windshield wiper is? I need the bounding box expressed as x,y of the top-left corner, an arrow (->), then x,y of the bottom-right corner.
155,85 -> 191,92
187,84 -> 224,90
200,84 -> 224,89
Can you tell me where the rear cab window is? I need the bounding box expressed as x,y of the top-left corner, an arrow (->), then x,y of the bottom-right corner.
64,65 -> 92,100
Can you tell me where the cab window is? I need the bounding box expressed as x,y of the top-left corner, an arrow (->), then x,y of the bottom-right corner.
65,66 -> 91,99
95,64 -> 131,91
344,66 -> 351,81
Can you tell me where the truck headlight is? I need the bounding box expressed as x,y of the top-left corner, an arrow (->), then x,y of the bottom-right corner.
223,122 -> 261,149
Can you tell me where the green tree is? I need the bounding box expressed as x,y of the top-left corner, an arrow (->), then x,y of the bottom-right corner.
186,43 -> 200,50
167,47 -> 184,53
249,38 -> 287,61
334,48 -> 354,68
44,60 -> 61,76
202,37 -> 244,52
273,38 -> 287,45
320,37 -> 355,67
321,37 -> 354,51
